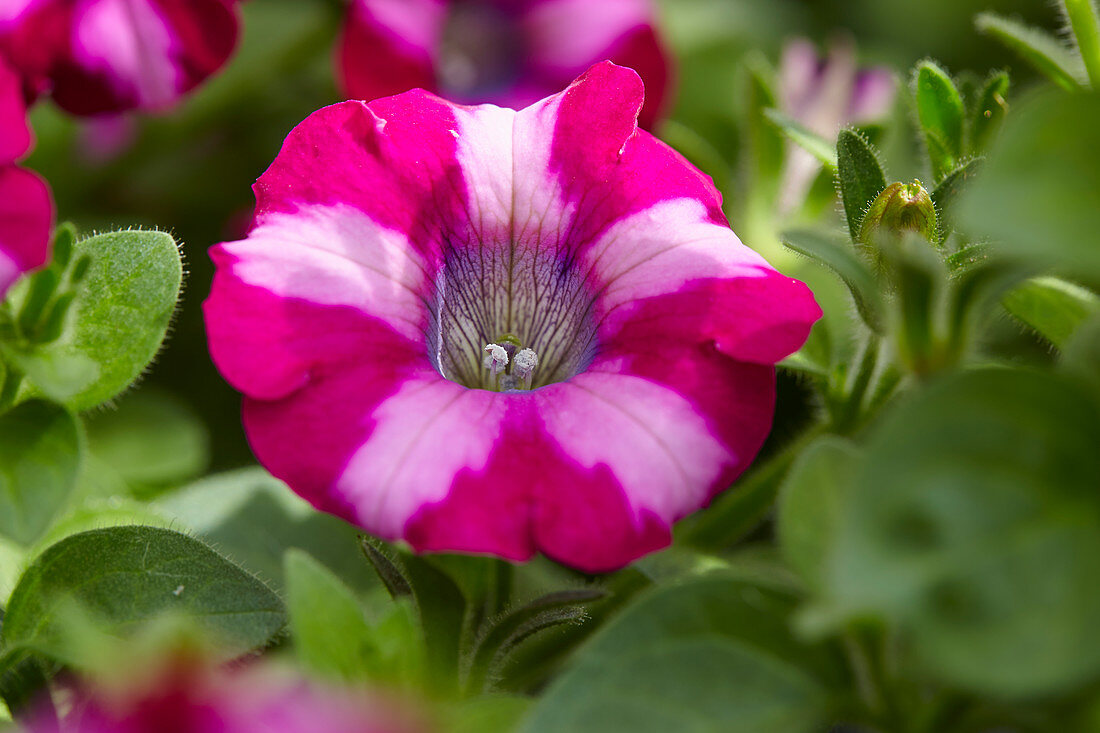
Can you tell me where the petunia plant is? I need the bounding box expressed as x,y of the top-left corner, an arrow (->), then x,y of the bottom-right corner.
2,1 -> 1100,732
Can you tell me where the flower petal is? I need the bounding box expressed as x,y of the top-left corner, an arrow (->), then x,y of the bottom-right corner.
253,93 -> 512,259
531,357 -> 772,571
51,0 -> 239,114
584,198 -> 822,364
0,58 -> 31,162
515,61 -> 721,253
522,0 -> 671,129
0,164 -> 53,295
336,0 -> 443,102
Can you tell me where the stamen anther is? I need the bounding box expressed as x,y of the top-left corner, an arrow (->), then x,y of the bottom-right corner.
483,343 -> 509,376
513,348 -> 539,383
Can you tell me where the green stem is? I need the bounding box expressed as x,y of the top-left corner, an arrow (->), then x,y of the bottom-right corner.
1065,0 -> 1100,88
833,333 -> 880,433
0,368 -> 23,412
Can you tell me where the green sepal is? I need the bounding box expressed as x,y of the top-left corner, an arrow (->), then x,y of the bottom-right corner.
464,589 -> 604,695
914,61 -> 966,181
360,537 -> 466,695
859,180 -> 938,247
836,129 -> 887,241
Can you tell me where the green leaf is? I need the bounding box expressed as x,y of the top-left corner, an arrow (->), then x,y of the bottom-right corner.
958,91 -> 1100,282
782,230 -> 884,333
776,438 -> 859,588
1002,276 -> 1100,348
19,230 -> 182,411
86,389 -> 209,491
975,12 -> 1086,92
763,108 -> 838,169
1063,0 -> 1100,88
0,527 -> 284,668
821,369 -> 1100,697
284,549 -> 420,685
969,72 -> 1009,154
836,129 -> 887,241
914,61 -> 965,180
519,575 -> 844,733
154,468 -> 378,594
0,400 -> 80,546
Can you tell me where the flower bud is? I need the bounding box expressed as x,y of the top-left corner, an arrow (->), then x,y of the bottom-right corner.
858,180 -> 938,246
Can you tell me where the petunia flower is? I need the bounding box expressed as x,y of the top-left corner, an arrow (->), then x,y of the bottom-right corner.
26,654 -> 428,733
205,62 -> 821,573
777,36 -> 897,215
0,55 -> 51,297
336,0 -> 672,129
0,0 -> 241,115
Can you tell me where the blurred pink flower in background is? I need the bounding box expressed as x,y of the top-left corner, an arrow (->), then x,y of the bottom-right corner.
0,0 -> 240,116
336,0 -> 673,129
0,56 -> 51,296
777,36 -> 897,214
205,62 -> 819,573
28,655 -> 428,733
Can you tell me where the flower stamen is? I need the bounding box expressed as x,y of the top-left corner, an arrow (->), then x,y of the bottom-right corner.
482,343 -> 508,376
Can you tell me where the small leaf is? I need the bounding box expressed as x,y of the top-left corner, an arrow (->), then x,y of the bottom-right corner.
285,549 -> 419,685
914,61 -> 966,181
836,129 -> 887,241
1002,276 -> 1100,348
763,108 -> 838,169
782,230 -> 884,333
1,527 -> 284,669
519,576 -> 846,733
969,72 -> 1009,154
777,438 -> 859,588
975,12 -> 1086,92
0,400 -> 80,546
21,230 -> 182,411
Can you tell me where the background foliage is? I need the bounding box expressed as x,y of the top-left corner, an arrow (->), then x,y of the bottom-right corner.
2,1 -> 1099,731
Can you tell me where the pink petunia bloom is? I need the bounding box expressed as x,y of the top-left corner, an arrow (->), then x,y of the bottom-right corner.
777,36 -> 897,214
0,55 -> 51,297
205,62 -> 821,573
0,0 -> 240,115
336,0 -> 672,129
27,655 -> 428,733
